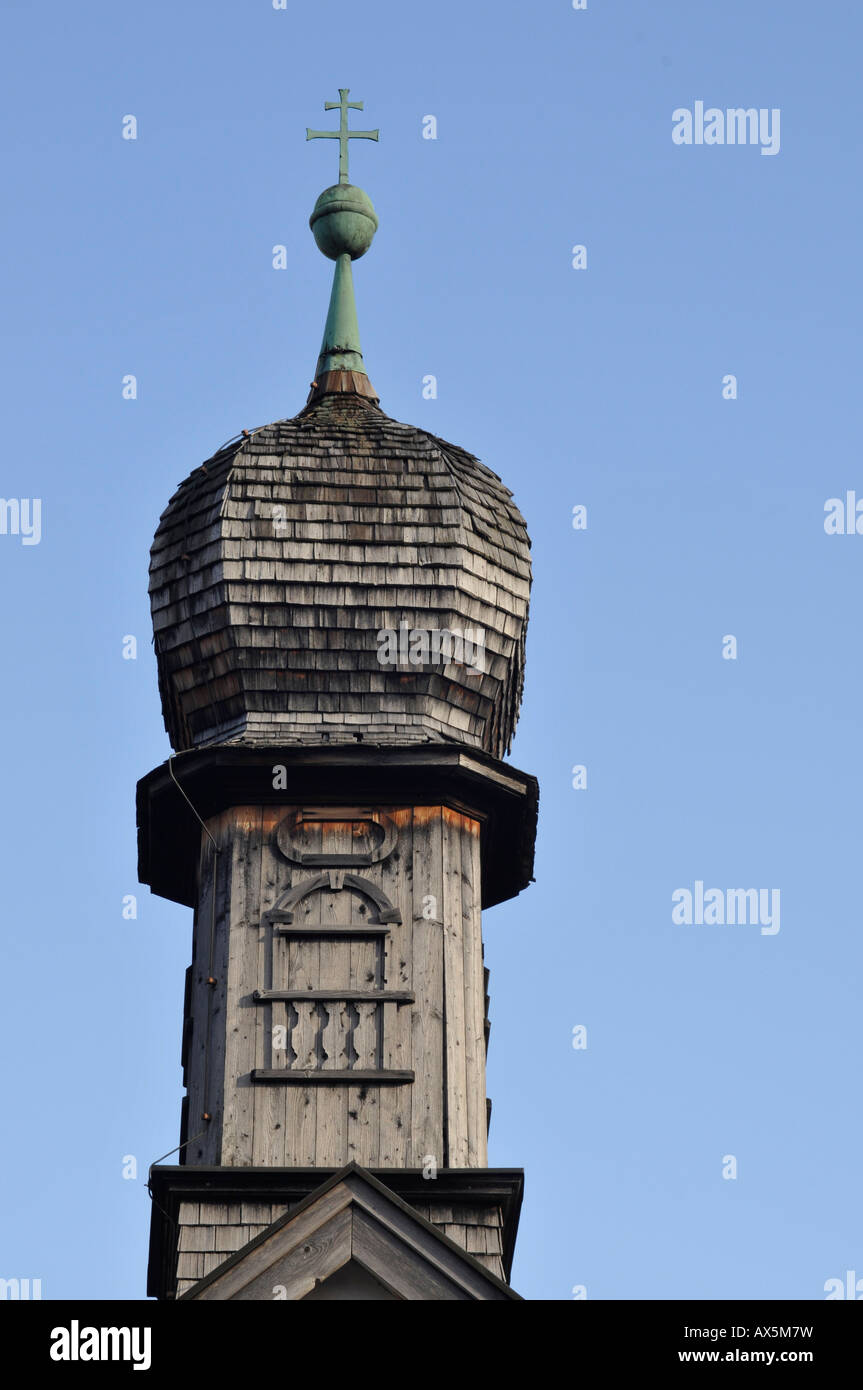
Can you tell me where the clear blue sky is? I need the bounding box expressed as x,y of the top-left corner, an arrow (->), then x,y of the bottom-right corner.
1,0 -> 860,1300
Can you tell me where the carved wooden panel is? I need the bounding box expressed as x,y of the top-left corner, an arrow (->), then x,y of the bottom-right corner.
252,818 -> 411,1085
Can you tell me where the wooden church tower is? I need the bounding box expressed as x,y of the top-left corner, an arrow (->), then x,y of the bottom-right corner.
141,92 -> 538,1301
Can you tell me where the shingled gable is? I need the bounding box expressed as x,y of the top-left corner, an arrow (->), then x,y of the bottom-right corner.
179,1163 -> 521,1302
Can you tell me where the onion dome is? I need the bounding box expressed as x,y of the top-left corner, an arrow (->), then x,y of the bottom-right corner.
148,92 -> 531,759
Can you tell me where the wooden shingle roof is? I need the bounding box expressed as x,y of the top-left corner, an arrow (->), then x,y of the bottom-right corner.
149,392 -> 531,757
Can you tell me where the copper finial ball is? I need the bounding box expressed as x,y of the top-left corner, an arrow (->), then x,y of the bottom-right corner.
309,183 -> 379,261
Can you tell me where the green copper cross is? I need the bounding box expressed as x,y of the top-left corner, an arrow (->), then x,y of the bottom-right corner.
306,89 -> 379,185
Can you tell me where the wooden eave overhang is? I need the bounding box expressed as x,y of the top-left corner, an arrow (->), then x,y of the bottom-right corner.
137,741 -> 538,910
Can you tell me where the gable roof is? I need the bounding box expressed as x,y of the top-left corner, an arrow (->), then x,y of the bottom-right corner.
179,1162 -> 521,1301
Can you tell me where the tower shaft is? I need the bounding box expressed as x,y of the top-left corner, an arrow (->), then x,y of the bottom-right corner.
183,802 -> 488,1171
142,745 -> 536,1298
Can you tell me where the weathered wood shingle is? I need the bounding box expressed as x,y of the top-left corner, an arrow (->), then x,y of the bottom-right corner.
150,393 -> 531,757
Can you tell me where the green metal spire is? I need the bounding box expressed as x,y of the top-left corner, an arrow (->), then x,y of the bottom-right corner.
306,90 -> 380,404
314,253 -> 365,377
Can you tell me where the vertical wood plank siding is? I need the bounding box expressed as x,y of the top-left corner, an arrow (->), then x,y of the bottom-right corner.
183,804 -> 487,1169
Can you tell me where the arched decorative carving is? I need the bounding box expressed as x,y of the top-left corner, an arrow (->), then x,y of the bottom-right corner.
254,866 -> 409,1086
264,870 -> 401,926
